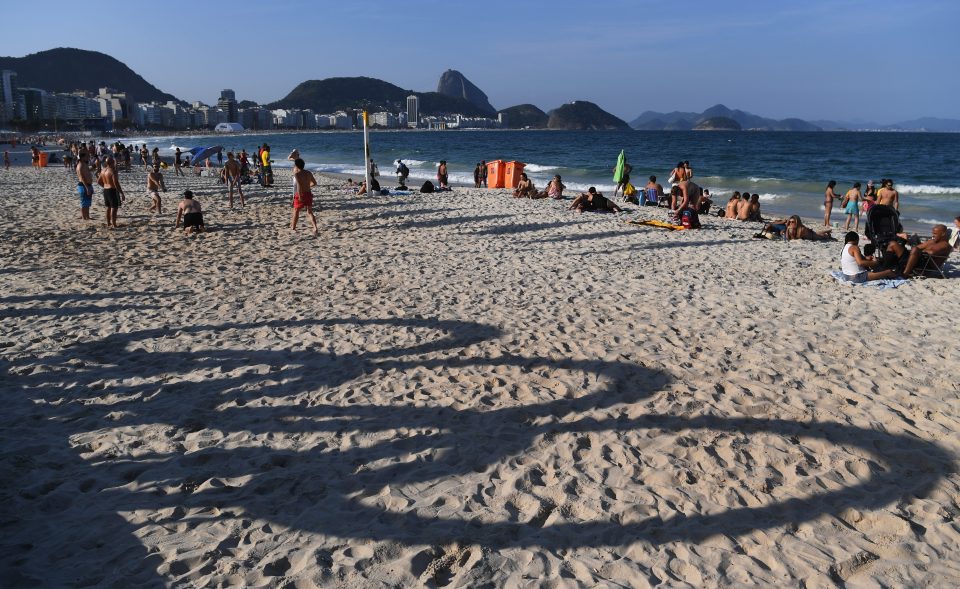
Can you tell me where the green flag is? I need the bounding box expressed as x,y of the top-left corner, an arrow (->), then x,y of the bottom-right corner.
613,150 -> 626,183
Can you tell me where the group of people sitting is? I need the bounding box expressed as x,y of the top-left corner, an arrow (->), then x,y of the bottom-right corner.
513,173 -> 567,200
722,192 -> 762,221
839,220 -> 957,282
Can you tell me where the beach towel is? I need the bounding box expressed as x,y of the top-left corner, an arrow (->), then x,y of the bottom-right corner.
625,219 -> 685,230
830,271 -> 909,290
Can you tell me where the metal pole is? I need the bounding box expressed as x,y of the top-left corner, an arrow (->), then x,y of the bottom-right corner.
362,111 -> 373,196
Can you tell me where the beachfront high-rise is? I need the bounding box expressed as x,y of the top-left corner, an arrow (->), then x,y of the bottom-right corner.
406,95 -> 419,129
0,70 -> 18,123
218,89 -> 238,123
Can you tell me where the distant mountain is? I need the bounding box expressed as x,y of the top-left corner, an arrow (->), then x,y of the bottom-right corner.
547,101 -> 630,130
694,116 -> 741,131
0,48 -> 179,104
498,104 -> 548,129
631,104 -> 821,131
270,76 -> 489,116
436,70 -> 496,115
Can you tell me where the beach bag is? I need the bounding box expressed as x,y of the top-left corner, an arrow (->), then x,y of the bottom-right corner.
680,208 -> 701,229
623,183 -> 637,197
420,180 -> 435,193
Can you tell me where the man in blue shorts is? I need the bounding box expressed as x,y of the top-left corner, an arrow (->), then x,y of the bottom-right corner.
76,151 -> 94,220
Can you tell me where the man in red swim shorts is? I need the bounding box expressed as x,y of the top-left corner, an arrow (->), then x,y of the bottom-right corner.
291,158 -> 319,236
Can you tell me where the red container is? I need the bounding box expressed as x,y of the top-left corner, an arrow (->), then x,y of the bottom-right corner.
504,161 -> 526,189
486,160 -> 506,189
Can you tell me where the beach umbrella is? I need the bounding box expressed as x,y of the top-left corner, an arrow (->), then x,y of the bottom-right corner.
613,149 -> 626,183
190,145 -> 223,163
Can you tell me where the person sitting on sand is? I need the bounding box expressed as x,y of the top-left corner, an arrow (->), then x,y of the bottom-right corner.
698,189 -> 713,214
291,158 -> 319,236
736,192 -> 753,220
840,231 -> 897,283
175,190 -> 205,234
569,187 -> 622,214
724,192 -> 741,218
356,177 -> 381,195
885,224 -> 952,278
539,175 -> 566,199
513,173 -> 537,198
786,215 -> 832,241
147,163 -> 167,214
747,193 -> 761,221
644,176 -> 663,206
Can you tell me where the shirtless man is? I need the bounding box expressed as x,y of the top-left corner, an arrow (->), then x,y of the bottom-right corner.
886,224 -> 952,277
147,163 -> 167,214
736,192 -> 752,220
97,157 -> 125,228
842,182 -> 862,232
512,173 -> 536,198
175,190 -> 205,234
824,180 -> 840,226
876,178 -> 900,211
675,178 -> 702,216
224,151 -> 245,208
291,158 -> 319,236
76,151 -> 94,220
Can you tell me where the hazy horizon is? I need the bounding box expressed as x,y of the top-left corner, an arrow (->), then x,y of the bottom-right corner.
1,0 -> 957,124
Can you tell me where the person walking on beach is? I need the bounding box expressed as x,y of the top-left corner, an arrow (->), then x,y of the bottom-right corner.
224,152 -> 245,208
437,160 -> 449,190
291,158 -> 319,236
877,179 -> 900,211
396,160 -> 409,186
174,147 -> 184,177
98,157 -> 125,228
147,163 -> 167,214
824,180 -> 840,226
842,182 -> 862,231
76,151 -> 94,221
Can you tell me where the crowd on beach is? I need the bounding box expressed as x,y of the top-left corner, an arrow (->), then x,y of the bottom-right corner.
3,138 -> 957,281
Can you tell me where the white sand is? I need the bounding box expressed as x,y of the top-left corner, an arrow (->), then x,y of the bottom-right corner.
1,164 -> 958,588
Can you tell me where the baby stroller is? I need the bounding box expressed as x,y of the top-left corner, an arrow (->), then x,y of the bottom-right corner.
864,205 -> 901,253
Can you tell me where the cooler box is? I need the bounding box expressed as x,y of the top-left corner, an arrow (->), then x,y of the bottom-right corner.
38,152 -> 49,167
486,160 -> 506,188
504,161 -> 525,189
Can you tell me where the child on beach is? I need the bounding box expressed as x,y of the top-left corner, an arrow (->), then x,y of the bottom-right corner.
174,190 -> 205,234
291,158 -> 319,236
147,163 -> 167,214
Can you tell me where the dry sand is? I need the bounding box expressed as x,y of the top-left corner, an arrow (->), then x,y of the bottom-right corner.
1,164 -> 958,588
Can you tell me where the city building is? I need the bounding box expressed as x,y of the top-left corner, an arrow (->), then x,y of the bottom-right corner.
97,88 -> 133,122
1,69 -> 18,123
217,89 -> 238,123
406,95 -> 419,128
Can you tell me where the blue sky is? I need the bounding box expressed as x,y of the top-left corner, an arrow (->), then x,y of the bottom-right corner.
1,0 -> 957,123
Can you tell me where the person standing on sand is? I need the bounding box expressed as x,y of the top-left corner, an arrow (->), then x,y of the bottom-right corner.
31,146 -> 40,170
174,147 -> 184,177
76,151 -> 94,221
877,178 -> 900,211
473,162 -> 483,188
824,180 -> 840,226
224,152 -> 245,208
147,163 -> 167,214
98,157 -> 125,228
862,180 -> 877,216
396,160 -> 409,186
3,150 -> 9,170
842,182 -> 862,231
261,144 -> 273,186
480,160 -> 487,187
140,145 -> 149,169
437,160 -> 449,189
291,158 -> 319,236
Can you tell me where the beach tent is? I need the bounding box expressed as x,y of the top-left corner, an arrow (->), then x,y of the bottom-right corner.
613,150 -> 626,183
189,145 -> 223,163
214,122 -> 244,133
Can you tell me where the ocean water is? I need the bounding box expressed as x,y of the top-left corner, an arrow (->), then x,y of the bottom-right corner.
123,130 -> 960,233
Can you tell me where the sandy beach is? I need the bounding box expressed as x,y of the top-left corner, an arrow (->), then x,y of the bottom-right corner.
1,163 -> 958,588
